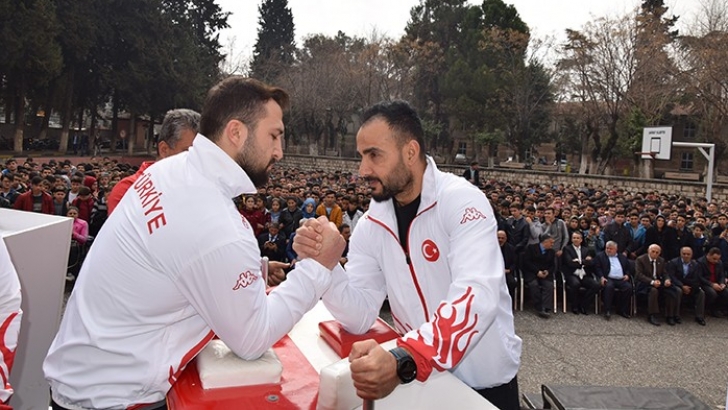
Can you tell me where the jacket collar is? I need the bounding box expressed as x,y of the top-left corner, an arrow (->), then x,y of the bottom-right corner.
367,156 -> 438,223
187,134 -> 256,199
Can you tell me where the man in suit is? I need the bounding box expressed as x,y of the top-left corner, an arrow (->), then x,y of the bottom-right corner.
635,244 -> 679,326
462,161 -> 481,187
696,247 -> 728,318
665,247 -> 706,326
562,231 -> 599,315
498,230 -> 518,303
521,233 -> 556,318
594,240 -> 634,320
507,203 -> 530,255
602,210 -> 633,256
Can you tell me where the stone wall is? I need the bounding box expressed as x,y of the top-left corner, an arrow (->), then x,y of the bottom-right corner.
279,154 -> 728,202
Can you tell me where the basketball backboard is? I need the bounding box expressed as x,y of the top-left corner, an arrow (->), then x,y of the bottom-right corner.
641,127 -> 672,160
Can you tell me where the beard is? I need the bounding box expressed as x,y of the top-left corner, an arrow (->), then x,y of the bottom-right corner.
235,132 -> 274,188
368,156 -> 413,203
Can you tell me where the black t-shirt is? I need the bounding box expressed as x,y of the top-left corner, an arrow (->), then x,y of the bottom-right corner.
32,194 -> 43,213
393,195 -> 421,252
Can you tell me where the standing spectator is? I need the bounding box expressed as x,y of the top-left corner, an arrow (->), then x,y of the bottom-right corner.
462,161 -> 481,187
0,174 -> 18,206
107,109 -> 199,214
240,195 -> 266,237
279,197 -> 303,238
602,210 -> 633,256
66,206 -> 89,281
690,224 -> 708,259
301,197 -> 317,219
316,190 -> 343,228
52,187 -> 69,216
625,212 -> 645,258
507,203 -> 530,255
257,222 -> 287,263
542,207 -> 568,258
72,186 -> 95,224
13,176 -> 53,214
342,195 -> 364,233
645,215 -> 678,261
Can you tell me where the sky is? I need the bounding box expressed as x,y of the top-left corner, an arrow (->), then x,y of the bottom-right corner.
216,0 -> 703,66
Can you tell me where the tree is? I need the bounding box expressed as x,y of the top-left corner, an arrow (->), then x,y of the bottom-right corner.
0,0 -> 62,153
251,0 -> 295,83
558,15 -> 639,174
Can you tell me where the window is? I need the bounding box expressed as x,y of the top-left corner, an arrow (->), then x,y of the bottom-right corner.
458,142 -> 467,155
680,152 -> 693,170
684,122 -> 697,140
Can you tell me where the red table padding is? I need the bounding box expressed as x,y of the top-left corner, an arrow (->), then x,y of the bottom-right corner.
167,335 -> 319,410
318,318 -> 399,359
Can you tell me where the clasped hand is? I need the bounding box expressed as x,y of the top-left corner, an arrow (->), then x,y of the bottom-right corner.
292,216 -> 346,270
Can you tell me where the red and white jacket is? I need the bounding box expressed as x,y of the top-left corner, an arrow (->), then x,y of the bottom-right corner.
44,136 -> 332,409
0,236 -> 22,408
319,156 -> 521,389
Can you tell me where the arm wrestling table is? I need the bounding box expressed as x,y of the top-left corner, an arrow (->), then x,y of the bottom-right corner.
167,302 -> 497,410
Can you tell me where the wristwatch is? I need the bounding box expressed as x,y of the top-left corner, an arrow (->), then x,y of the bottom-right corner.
389,347 -> 417,384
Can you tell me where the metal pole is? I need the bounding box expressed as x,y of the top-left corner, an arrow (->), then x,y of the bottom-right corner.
672,142 -> 715,203
362,399 -> 375,410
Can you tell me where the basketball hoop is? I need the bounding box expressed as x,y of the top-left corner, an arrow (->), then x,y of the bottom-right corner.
635,151 -> 657,160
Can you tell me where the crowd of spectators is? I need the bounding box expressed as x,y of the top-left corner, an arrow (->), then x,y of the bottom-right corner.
3,154 -> 728,324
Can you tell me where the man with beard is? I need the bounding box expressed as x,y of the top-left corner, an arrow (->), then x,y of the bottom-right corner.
294,101 -> 521,409
44,77 -> 346,410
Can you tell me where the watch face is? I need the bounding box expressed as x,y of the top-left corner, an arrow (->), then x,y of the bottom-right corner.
399,357 -> 417,383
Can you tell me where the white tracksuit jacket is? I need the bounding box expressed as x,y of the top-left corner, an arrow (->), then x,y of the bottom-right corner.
319,156 -> 521,389
44,136 -> 332,409
0,237 -> 21,406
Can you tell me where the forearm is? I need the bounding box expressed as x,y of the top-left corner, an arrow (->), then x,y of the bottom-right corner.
321,263 -> 386,335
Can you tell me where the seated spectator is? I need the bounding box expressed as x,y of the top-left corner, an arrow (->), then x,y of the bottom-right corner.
594,241 -> 634,320
498,230 -> 518,303
696,247 -> 728,318
665,246 -> 706,326
562,231 -> 599,315
634,244 -> 679,326
522,233 -> 556,318
13,176 -> 53,214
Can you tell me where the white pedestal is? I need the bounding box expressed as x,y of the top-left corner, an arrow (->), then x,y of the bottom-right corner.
1,209 -> 72,410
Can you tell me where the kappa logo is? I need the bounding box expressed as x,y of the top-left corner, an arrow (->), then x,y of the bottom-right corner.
422,239 -> 440,262
460,207 -> 487,224
232,271 -> 257,290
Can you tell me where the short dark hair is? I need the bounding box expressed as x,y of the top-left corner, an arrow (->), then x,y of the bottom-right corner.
360,100 -> 426,161
30,176 -> 43,186
200,76 -> 289,143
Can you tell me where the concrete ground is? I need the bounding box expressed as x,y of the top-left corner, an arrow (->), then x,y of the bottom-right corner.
380,303 -> 728,409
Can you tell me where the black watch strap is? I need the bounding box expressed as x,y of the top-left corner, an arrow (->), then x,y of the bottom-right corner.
389,347 -> 417,384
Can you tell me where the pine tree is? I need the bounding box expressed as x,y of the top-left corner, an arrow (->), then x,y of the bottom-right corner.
251,0 -> 295,82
